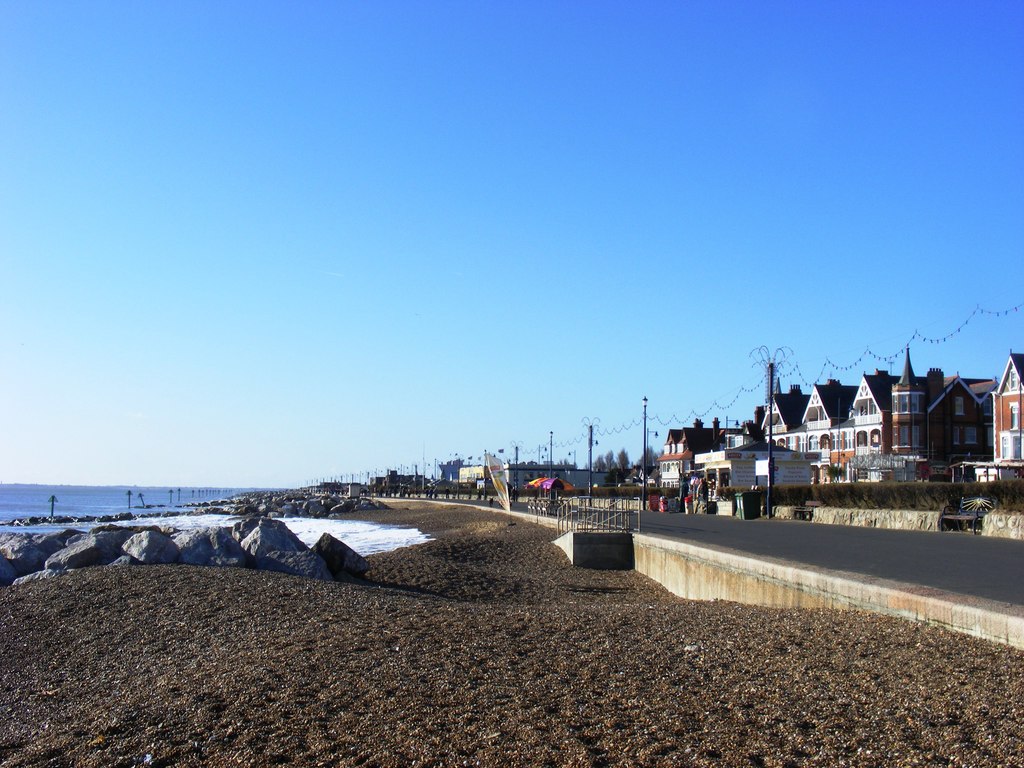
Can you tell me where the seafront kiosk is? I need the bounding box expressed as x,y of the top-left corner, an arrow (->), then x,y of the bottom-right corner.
694,442 -> 818,492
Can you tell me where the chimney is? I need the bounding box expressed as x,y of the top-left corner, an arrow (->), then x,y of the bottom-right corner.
789,384 -> 802,394
927,368 -> 944,404
693,418 -> 703,429
712,417 -> 720,434
754,405 -> 765,425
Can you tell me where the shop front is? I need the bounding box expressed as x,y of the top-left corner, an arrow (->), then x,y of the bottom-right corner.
695,442 -> 818,495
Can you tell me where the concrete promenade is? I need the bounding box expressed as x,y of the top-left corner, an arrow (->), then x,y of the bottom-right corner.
633,510 -> 1024,607
389,496 -> 1024,647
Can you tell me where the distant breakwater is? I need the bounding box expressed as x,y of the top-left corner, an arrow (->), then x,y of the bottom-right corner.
0,489 -> 381,529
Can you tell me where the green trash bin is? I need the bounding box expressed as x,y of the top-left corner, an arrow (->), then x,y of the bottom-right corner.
736,491 -> 762,519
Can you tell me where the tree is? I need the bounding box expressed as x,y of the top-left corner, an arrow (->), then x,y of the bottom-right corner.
593,454 -> 608,472
643,446 -> 659,469
616,449 -> 631,473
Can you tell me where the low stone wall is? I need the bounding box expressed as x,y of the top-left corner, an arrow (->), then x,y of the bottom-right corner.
772,505 -> 1024,540
978,513 -> 1024,540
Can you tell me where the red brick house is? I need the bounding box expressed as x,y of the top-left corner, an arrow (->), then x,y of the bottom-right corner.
889,349 -> 995,477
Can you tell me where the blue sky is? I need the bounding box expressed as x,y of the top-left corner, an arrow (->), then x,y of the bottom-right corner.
2,1 -> 1022,487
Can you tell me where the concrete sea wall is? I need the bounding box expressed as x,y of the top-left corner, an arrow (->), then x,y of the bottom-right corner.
632,532 -> 1024,649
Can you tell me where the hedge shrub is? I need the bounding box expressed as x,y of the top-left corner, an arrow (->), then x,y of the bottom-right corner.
728,480 -> 1024,513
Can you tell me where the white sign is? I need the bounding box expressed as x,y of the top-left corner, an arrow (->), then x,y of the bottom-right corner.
730,461 -> 756,487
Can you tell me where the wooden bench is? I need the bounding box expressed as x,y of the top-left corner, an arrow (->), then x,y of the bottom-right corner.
939,496 -> 996,535
792,500 -> 822,521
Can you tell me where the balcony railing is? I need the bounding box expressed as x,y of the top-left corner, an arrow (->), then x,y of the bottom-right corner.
854,414 -> 881,426
805,419 -> 833,431
855,446 -> 881,456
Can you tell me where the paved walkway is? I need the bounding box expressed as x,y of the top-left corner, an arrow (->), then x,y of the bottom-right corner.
633,510 -> 1024,609
398,497 -> 1024,610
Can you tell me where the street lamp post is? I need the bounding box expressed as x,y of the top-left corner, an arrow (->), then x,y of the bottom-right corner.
641,396 -> 648,532
752,346 -> 791,519
549,431 -> 554,478
510,441 -> 522,496
582,417 -> 599,496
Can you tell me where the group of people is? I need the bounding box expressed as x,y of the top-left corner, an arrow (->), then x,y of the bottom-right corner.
685,473 -> 716,513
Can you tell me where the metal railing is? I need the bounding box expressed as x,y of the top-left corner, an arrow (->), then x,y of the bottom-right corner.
556,496 -> 638,535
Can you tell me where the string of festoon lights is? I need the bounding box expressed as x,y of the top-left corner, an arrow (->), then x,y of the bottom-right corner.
786,299 -> 1023,390
544,374 -> 768,450
544,298 -> 1021,451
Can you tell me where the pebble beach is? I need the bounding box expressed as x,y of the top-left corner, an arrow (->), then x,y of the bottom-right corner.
1,501 -> 1022,767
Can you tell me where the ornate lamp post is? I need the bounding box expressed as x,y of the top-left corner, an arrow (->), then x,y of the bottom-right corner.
751,346 -> 792,518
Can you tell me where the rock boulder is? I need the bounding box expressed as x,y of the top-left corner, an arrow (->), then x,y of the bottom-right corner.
45,529 -> 134,571
122,530 -> 180,565
234,517 -> 306,562
173,528 -> 247,567
256,550 -> 332,581
312,533 -> 369,578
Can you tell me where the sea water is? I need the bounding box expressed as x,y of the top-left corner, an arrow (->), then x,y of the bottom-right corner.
0,484 -> 430,555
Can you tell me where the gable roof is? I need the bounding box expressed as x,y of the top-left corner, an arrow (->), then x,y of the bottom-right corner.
860,370 -> 896,411
996,352 -> 1024,395
680,425 -> 718,455
805,380 -> 858,422
660,425 -> 721,459
927,375 -> 997,413
771,387 -> 810,428
662,429 -> 684,447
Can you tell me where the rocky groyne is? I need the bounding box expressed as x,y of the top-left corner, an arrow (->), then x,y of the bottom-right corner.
0,490 -> 389,587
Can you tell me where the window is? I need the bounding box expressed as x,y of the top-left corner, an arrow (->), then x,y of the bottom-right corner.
895,393 -> 923,414
1012,404 -> 1020,430
965,427 -> 977,444
953,428 -> 961,446
955,397 -> 965,416
983,399 -> 992,416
